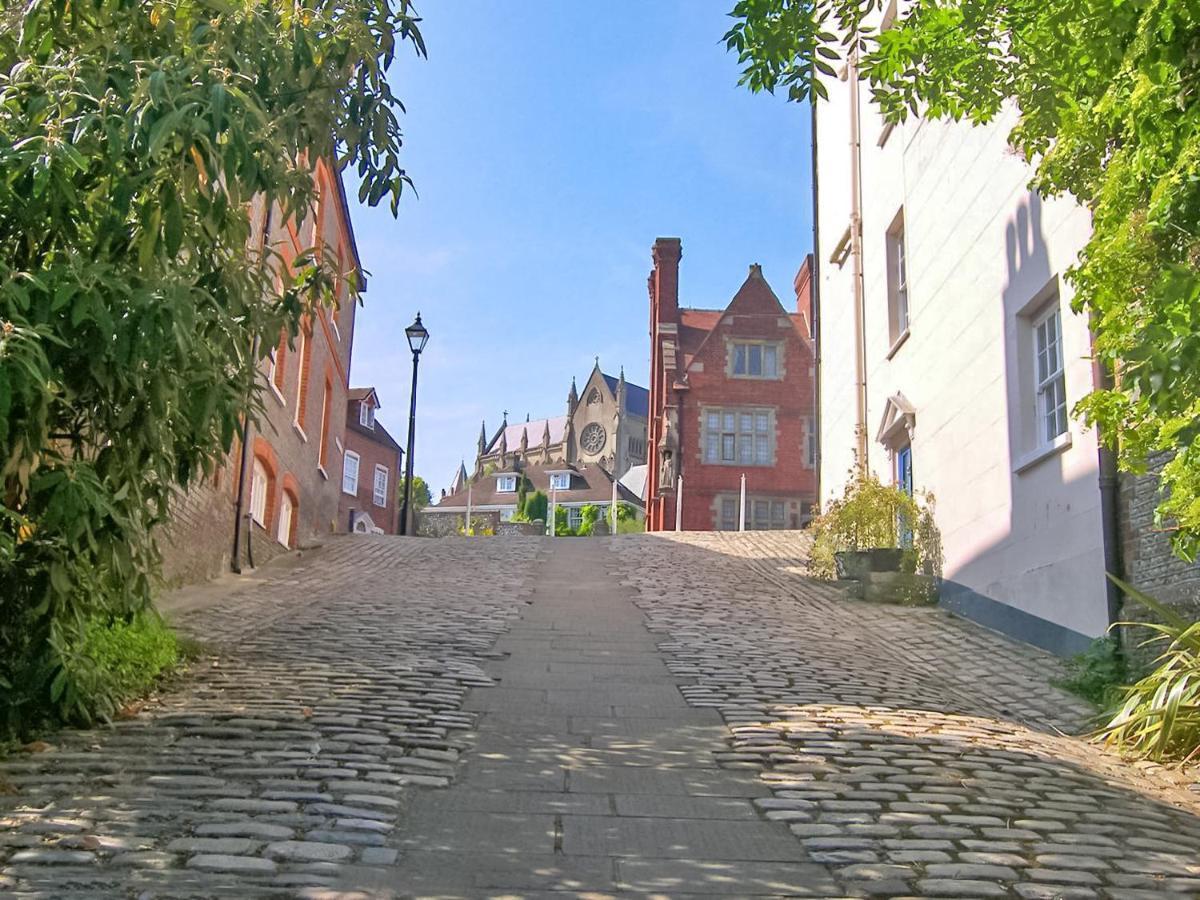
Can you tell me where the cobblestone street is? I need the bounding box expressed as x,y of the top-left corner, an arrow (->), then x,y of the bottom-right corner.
2,533 -> 1200,899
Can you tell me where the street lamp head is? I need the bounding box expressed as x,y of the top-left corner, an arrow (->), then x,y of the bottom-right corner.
405,312 -> 429,355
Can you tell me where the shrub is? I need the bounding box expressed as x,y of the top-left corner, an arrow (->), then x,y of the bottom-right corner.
522,490 -> 548,524
1096,578 -> 1200,762
50,613 -> 179,726
576,504 -> 601,537
809,467 -> 942,581
1055,636 -> 1128,708
554,506 -> 574,536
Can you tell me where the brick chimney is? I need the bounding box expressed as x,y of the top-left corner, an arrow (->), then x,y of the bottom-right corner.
650,237 -> 682,324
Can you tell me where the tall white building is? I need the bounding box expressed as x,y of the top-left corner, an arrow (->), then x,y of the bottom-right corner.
813,10 -> 1116,654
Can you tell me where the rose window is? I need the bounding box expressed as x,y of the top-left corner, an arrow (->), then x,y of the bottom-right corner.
580,423 -> 606,454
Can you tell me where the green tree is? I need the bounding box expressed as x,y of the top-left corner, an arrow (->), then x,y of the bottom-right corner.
0,0 -> 425,732
726,0 -> 1200,558
399,475 -> 432,513
525,490 -> 548,524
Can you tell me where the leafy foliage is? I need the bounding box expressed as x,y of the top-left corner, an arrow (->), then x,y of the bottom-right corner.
726,0 -> 1200,559
0,0 -> 424,737
1055,636 -> 1129,709
1096,578 -> 1200,762
400,474 -> 432,513
58,614 -> 179,725
809,468 -> 941,580
518,489 -> 548,524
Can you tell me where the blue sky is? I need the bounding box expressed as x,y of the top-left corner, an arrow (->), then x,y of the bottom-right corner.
346,0 -> 813,493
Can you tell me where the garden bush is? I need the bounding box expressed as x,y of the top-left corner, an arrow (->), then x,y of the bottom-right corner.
1055,636 -> 1128,709
809,468 -> 941,581
1096,578 -> 1200,762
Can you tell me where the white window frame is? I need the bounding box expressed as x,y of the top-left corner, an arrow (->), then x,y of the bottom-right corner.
567,506 -> 583,530
342,450 -> 360,495
549,472 -> 570,491
250,459 -> 268,527
292,329 -> 307,426
730,341 -> 780,379
373,464 -> 389,507
1033,305 -> 1067,446
359,402 -> 375,429
276,492 -> 293,546
886,210 -> 909,347
496,474 -> 517,492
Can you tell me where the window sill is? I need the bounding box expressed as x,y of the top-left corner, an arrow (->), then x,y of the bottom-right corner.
293,422 -> 308,442
342,487 -> 358,496
886,328 -> 910,360
373,500 -> 387,508
269,382 -> 286,406
1014,431 -> 1072,474
317,465 -> 329,481
728,373 -> 783,381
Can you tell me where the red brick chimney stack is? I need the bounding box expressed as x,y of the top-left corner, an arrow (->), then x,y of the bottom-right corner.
650,237 -> 682,324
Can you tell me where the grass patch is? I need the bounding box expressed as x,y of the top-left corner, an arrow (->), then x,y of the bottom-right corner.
1054,636 -> 1128,708
52,613 -> 180,725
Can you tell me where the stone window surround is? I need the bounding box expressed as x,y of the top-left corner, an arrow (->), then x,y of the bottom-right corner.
724,337 -> 785,381
698,405 -> 777,467
711,493 -> 797,531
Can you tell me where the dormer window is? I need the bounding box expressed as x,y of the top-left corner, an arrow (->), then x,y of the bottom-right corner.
549,472 -> 571,491
359,401 -> 375,429
497,474 -> 517,492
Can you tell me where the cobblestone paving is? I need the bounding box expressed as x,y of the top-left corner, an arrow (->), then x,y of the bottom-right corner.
4,531 -> 1200,899
619,532 -> 1200,899
0,536 -> 543,898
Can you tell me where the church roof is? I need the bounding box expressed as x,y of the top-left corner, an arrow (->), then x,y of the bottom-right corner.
435,461 -> 643,510
486,416 -> 568,454
601,373 -> 650,417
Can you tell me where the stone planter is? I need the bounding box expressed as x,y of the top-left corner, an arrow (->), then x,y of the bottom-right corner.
834,548 -> 904,580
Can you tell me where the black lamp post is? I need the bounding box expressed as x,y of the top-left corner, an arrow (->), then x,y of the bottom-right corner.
399,312 -> 429,536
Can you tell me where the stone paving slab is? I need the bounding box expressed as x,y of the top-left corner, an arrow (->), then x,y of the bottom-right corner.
383,539 -> 842,898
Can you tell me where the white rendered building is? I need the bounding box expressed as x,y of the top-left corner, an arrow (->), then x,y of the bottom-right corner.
812,12 -> 1114,653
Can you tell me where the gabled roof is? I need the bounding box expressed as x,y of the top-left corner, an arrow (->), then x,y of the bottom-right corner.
677,265 -> 812,371
348,387 -> 378,404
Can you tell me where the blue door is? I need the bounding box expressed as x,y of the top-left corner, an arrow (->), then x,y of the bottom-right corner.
896,444 -> 913,547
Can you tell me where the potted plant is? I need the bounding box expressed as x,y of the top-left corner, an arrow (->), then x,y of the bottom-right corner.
810,467 -> 942,603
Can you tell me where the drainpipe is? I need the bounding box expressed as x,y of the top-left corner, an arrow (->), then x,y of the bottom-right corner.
810,92 -> 823,504
848,49 -> 869,471
1091,335 -> 1125,628
231,201 -> 274,573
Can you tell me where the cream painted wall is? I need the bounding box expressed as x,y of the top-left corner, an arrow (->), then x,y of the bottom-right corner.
815,72 -> 1110,641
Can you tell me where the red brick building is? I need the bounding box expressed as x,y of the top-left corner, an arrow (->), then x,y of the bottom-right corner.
646,238 -> 817,532
159,159 -> 365,581
338,387 -> 404,534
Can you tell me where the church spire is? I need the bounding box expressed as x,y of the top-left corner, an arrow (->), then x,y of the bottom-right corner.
478,419 -> 487,453
568,377 -> 578,412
